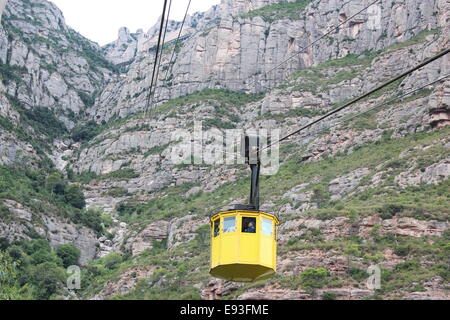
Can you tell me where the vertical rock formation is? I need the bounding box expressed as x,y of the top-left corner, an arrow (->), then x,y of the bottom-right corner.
0,0 -> 7,22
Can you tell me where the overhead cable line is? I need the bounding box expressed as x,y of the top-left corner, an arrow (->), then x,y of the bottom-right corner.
151,0 -> 173,104
161,0 -> 192,87
261,47 -> 450,151
291,73 -> 450,146
144,0 -> 170,114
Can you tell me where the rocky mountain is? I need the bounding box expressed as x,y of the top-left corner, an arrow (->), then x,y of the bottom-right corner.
0,0 -> 449,300
102,6 -> 221,66
91,0 -> 443,122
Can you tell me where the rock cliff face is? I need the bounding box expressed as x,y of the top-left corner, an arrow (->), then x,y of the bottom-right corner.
0,0 -> 449,300
102,6 -> 221,66
90,0 -> 443,122
0,0 -> 115,265
0,0 -> 115,127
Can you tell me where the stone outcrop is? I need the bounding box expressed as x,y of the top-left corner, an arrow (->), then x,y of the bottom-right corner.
0,200 -> 98,264
328,168 -> 370,200
201,279 -> 243,300
0,0 -> 6,23
126,220 -> 169,255
0,0 -> 113,128
395,157 -> 450,187
91,265 -> 157,300
279,216 -> 449,244
168,215 -> 209,249
103,7 -> 221,66
237,287 -> 375,300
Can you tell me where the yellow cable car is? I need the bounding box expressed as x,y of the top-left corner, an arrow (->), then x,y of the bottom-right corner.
210,209 -> 279,282
209,135 -> 279,282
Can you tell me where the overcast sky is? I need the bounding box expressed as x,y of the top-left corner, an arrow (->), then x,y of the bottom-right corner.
49,0 -> 221,46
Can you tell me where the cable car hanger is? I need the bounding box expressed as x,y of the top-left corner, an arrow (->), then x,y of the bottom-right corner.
209,134 -> 279,282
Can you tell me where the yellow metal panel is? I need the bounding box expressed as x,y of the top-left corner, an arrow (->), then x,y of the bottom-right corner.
211,219 -> 220,268
221,233 -> 239,264
259,234 -> 272,267
239,233 -> 259,263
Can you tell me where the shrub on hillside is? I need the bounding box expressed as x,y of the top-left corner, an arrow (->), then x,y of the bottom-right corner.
56,244 -> 81,268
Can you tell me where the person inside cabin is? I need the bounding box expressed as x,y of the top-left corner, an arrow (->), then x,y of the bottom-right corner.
245,221 -> 256,233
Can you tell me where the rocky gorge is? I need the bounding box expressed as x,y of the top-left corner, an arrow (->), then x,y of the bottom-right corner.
0,0 -> 449,300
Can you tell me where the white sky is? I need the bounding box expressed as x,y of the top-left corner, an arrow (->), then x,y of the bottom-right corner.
49,0 -> 221,46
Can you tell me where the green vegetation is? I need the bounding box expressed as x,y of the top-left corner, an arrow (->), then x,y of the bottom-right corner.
0,61 -> 27,85
103,187 -> 130,198
0,251 -> 32,299
144,88 -> 263,119
73,168 -> 139,185
385,29 -> 440,52
277,50 -> 380,94
71,121 -> 106,143
259,107 -> 323,121
80,225 -> 210,300
0,238 -> 79,300
76,88 -> 263,150
115,182 -> 204,224
0,165 -> 108,233
56,244 -> 81,268
144,143 -> 171,157
64,184 -> 86,209
77,91 -> 96,107
0,95 -> 68,153
321,291 -> 337,300
240,0 -> 313,22
202,118 -> 236,130
19,106 -> 68,142
299,268 -> 331,290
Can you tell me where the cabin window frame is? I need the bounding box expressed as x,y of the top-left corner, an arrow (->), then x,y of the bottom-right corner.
223,216 -> 236,233
213,219 -> 220,237
241,216 -> 257,234
261,217 -> 273,236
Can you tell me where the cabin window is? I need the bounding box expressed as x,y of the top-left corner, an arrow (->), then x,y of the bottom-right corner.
223,216 -> 236,233
213,219 -> 220,237
262,218 -> 273,236
242,217 -> 257,233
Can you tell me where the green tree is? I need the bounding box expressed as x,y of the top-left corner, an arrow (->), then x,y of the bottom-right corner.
64,184 -> 86,209
29,262 -> 65,299
30,248 -> 61,266
321,291 -> 337,300
344,243 -> 361,273
0,252 -> 32,300
102,253 -> 123,270
56,244 -> 81,268
300,268 -> 330,290
80,208 -> 103,233
311,185 -> 331,208
46,172 -> 66,195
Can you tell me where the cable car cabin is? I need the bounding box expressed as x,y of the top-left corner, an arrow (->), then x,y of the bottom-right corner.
209,134 -> 279,282
210,209 -> 279,282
